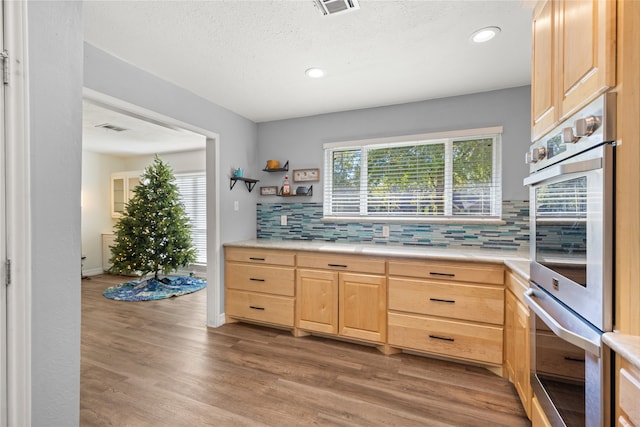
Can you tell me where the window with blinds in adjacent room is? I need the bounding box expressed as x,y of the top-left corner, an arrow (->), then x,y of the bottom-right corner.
175,172 -> 206,263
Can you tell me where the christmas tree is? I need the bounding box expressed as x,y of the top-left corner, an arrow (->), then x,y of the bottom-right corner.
109,156 -> 197,279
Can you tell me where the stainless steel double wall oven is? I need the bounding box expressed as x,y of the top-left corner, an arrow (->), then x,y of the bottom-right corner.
524,93 -> 616,427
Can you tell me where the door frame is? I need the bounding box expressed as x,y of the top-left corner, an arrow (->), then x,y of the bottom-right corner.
3,1 -> 30,426
82,88 -> 223,327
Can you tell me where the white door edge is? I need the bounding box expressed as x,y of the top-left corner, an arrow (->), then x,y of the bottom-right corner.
3,1 -> 31,426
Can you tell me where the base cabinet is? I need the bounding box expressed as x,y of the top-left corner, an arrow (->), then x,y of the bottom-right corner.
224,246 -> 533,381
505,271 -> 533,419
387,259 -> 504,366
513,293 -> 532,416
618,357 -> 640,426
296,266 -> 386,343
224,247 -> 296,328
532,395 -> 552,427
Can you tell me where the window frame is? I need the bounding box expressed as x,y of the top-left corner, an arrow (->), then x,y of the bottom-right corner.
323,127 -> 503,222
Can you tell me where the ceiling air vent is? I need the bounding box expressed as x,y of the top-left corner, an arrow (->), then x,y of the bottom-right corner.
314,0 -> 360,16
95,123 -> 128,132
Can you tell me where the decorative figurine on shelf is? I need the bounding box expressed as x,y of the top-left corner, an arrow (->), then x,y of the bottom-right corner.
282,175 -> 291,196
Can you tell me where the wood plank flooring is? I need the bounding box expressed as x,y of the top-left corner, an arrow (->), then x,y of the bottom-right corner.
81,274 -> 530,426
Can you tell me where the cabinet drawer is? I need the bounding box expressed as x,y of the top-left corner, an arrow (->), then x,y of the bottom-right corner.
225,247 -> 295,266
388,312 -> 503,365
297,253 -> 385,274
388,259 -> 504,285
226,290 -> 294,327
620,366 -> 640,426
388,277 -> 504,325
225,263 -> 295,296
506,270 -> 529,305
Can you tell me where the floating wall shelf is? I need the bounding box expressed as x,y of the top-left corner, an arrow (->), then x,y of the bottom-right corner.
262,160 -> 289,172
230,177 -> 259,192
278,185 -> 313,197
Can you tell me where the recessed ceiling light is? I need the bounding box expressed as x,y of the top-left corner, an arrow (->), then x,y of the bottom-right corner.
470,26 -> 501,43
305,67 -> 325,78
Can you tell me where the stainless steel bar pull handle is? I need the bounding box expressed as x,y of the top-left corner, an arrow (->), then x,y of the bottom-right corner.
429,335 -> 454,342
429,297 -> 456,304
524,289 -> 601,357
429,272 -> 455,278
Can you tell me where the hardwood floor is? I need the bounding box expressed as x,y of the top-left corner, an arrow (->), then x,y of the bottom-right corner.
81,274 -> 530,426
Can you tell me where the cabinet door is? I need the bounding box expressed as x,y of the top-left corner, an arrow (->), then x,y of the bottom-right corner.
504,290 -> 517,381
127,176 -> 139,201
514,299 -> 532,418
558,0 -> 616,119
296,269 -> 338,334
532,0 -> 558,141
532,395 -> 553,427
339,273 -> 386,343
111,176 -> 126,217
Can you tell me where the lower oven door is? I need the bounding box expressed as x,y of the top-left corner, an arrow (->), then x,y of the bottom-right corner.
525,284 -> 612,427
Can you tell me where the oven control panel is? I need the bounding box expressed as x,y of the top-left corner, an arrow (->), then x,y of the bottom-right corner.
527,93 -> 616,173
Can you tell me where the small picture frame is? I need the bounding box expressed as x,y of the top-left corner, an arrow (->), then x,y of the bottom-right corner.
292,168 -> 320,182
260,186 -> 278,196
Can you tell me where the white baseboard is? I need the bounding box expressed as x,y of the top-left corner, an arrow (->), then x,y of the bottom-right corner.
208,312 -> 226,328
83,268 -> 104,277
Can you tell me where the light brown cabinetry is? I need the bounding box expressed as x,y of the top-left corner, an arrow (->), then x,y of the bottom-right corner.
296,253 -> 386,343
531,0 -> 616,141
224,247 -> 296,327
532,395 -> 553,427
504,271 -> 532,419
387,259 -> 504,366
618,358 -> 640,426
532,0 -> 557,140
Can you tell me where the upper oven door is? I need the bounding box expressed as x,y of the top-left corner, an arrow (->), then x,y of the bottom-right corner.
525,143 -> 613,332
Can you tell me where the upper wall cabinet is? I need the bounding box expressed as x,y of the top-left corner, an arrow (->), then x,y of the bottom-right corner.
111,171 -> 140,218
531,0 -> 616,142
532,0 -> 557,142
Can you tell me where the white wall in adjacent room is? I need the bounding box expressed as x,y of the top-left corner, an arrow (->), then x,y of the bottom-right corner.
80,149 -> 207,275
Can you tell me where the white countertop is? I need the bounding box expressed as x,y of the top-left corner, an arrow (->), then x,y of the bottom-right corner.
603,333 -> 640,371
225,239 -> 530,278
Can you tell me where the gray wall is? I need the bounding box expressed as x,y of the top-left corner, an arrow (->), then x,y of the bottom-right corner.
84,43 -> 259,244
28,1 -> 83,425
257,85 -> 531,202
84,43 -> 259,316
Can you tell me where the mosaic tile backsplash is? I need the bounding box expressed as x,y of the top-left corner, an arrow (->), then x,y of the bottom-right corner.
257,200 -> 530,252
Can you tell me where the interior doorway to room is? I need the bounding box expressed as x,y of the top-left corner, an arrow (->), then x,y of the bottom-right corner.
81,97 -> 212,289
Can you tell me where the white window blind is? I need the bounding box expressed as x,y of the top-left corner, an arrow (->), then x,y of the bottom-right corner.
323,129 -> 502,220
175,172 -> 206,263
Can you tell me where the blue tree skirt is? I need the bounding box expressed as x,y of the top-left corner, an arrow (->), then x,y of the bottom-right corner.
103,276 -> 206,301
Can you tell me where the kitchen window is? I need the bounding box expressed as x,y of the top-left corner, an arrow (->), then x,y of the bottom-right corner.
323,127 -> 502,220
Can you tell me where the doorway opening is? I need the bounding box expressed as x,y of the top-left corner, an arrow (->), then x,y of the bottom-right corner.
81,90 -> 221,326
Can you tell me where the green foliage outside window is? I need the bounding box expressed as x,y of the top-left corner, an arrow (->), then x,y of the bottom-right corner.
326,134 -> 499,218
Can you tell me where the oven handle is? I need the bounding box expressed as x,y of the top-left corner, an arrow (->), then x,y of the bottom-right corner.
523,157 -> 602,186
524,288 -> 601,357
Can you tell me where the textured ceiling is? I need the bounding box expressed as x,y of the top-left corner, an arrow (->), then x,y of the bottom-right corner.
83,0 -> 533,124
83,100 -> 206,155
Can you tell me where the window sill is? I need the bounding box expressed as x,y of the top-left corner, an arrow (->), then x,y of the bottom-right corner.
320,216 -> 506,225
